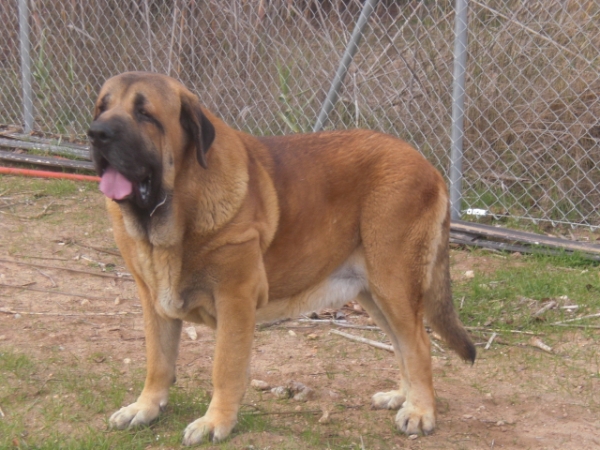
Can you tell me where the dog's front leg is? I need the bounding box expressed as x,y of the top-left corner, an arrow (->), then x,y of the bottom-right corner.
183,241 -> 266,445
110,279 -> 182,429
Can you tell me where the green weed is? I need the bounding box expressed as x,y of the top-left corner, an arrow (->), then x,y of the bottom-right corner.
455,251 -> 599,333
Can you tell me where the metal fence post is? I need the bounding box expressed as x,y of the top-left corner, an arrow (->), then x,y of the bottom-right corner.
313,0 -> 379,132
18,0 -> 34,133
449,0 -> 469,220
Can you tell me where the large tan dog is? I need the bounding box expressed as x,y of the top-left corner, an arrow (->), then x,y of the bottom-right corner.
88,72 -> 475,445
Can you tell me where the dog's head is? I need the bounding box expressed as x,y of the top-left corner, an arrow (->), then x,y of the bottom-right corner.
88,72 -> 215,213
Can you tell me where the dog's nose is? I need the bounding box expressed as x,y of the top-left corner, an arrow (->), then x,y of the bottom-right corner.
87,121 -> 115,145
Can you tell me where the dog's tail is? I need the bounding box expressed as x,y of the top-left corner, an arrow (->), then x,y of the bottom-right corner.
424,210 -> 476,364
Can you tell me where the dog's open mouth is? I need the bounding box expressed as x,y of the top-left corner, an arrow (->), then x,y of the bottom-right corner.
99,165 -> 152,204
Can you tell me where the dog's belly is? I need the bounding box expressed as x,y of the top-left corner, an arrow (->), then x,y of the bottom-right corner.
256,250 -> 368,323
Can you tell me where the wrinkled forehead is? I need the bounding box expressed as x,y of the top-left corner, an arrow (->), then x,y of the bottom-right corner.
97,72 -> 182,111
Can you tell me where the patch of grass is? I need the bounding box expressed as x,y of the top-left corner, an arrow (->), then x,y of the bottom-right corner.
0,347 -> 214,449
0,349 -> 35,378
455,250 -> 600,333
0,175 -> 84,197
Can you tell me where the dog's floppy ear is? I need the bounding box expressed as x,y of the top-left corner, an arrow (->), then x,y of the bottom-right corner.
180,93 -> 215,169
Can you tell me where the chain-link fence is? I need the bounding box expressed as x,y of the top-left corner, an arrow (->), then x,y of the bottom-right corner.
1,1 -> 599,228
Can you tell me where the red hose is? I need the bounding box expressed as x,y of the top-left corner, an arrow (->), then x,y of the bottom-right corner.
0,166 -> 100,182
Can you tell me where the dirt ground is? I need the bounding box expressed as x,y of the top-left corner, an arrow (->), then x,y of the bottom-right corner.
1,180 -> 599,449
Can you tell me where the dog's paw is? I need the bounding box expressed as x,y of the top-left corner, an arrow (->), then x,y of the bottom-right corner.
109,401 -> 161,429
182,414 -> 237,446
395,403 -> 435,436
371,390 -> 405,410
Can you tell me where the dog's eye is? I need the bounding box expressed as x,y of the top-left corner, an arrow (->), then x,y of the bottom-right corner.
135,107 -> 164,133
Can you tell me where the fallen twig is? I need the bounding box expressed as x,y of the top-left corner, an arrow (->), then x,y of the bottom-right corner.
528,337 -> 553,353
34,268 -> 57,287
241,409 -> 322,417
329,328 -> 393,352
552,312 -> 600,325
0,201 -> 28,210
560,305 -> 579,311
12,254 -> 70,261
430,338 -> 446,353
299,318 -> 379,330
0,307 -> 139,317
0,283 -> 116,301
0,258 -> 132,280
484,332 -> 497,350
465,326 -> 540,336
0,201 -> 55,220
532,300 -> 557,318
551,323 -> 600,330
257,318 -> 292,329
73,241 -> 121,257
79,254 -> 109,269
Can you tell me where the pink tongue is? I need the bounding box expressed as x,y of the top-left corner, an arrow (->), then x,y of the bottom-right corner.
99,166 -> 133,200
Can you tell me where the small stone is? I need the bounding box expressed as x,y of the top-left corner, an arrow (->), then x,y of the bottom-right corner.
462,414 -> 473,420
14,314 -> 22,319
307,333 -> 318,340
465,270 -> 475,279
288,330 -> 297,337
271,386 -> 291,399
293,387 -> 314,402
184,326 -> 198,341
496,420 -> 505,426
80,299 -> 90,306
114,296 -> 121,305
288,381 -> 307,393
123,358 -> 131,364
251,379 -> 270,391
408,434 -> 418,440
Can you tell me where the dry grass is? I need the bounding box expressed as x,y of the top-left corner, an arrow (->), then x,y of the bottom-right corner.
0,0 -> 598,225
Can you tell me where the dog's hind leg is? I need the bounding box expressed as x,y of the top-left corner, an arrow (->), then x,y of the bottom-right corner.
356,287 -> 436,435
357,178 -> 451,435
355,291 -> 407,410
